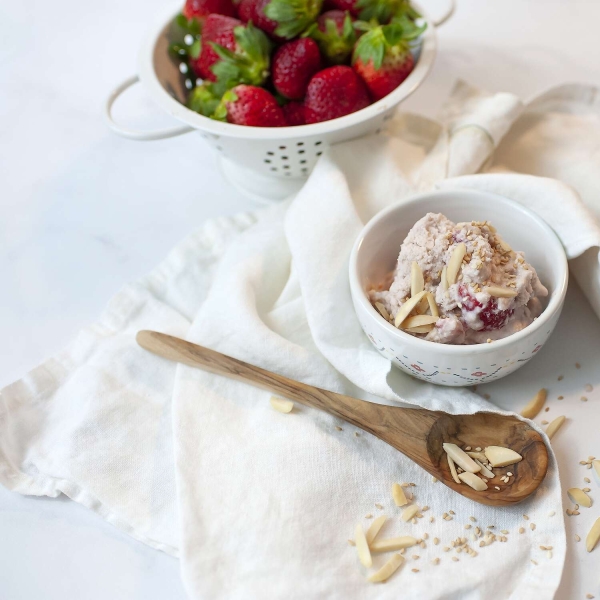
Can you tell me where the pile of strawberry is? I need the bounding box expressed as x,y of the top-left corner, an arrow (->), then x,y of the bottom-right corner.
169,0 -> 425,127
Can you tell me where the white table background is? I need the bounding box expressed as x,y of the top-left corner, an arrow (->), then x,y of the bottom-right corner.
1,0 -> 599,598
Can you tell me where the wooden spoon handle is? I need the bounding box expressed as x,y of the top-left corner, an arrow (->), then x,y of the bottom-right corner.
136,330 -> 396,431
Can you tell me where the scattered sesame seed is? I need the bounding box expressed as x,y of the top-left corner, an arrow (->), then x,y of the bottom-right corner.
449,510 -> 455,515
469,516 -> 476,522
429,516 -> 434,523
585,384 -> 593,392
576,362 -> 581,369
475,448 -> 482,452
365,513 -> 373,519
583,487 -> 591,492
348,539 -> 355,546
434,537 -> 439,545
558,375 -> 564,381
501,530 -> 509,534
354,432 -> 360,437
411,568 -> 419,573
544,406 -> 550,412
558,395 -> 564,400
465,524 -> 471,530
519,527 -> 525,534
335,426 -> 343,431
506,472 -> 513,477
586,595 -> 594,599
547,551 -> 552,559
421,506 -> 430,512
531,559 -> 538,566
432,476 -> 438,483
530,523 -> 536,531
432,558 -> 440,565
523,514 -> 530,520
585,477 -> 591,483
548,511 -> 555,517
465,446 -> 472,451
541,420 -> 549,425
443,546 -> 450,552
575,534 -> 581,542
412,554 -> 420,560
494,486 -> 500,490
375,503 -> 383,510
451,556 -> 459,562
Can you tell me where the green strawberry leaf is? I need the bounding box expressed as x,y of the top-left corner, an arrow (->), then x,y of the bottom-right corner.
264,0 -> 323,39
187,83 -> 222,117
352,26 -> 386,70
212,89 -> 239,122
189,39 -> 202,59
234,22 -> 272,64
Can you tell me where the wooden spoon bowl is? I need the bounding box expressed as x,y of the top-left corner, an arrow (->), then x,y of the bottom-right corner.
136,330 -> 548,506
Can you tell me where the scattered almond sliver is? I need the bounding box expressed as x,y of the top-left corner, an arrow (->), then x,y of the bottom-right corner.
411,261 -> 424,297
367,553 -> 405,583
401,505 -> 420,522
355,524 -> 372,567
395,291 -> 427,327
370,536 -> 418,553
392,483 -> 408,507
365,515 -> 387,545
568,488 -> 593,508
586,517 -> 600,552
520,388 -> 547,419
546,416 -> 566,440
426,292 -> 439,317
402,315 -> 438,329
269,396 -> 294,414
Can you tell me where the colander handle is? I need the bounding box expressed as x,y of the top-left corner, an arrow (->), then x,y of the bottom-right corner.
430,0 -> 455,27
105,75 -> 193,141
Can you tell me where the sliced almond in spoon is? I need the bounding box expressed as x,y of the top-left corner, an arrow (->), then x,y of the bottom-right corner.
473,458 -> 495,479
546,415 -> 566,440
586,517 -> 600,552
568,488 -> 593,508
458,472 -> 488,491
446,243 -> 466,286
520,388 -> 547,419
394,291 -> 427,327
443,443 -> 481,473
367,553 -> 404,583
484,286 -> 518,298
411,262 -> 424,297
484,446 -> 523,468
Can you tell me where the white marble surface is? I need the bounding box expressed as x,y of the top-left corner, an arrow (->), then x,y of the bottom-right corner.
1,0 -> 599,598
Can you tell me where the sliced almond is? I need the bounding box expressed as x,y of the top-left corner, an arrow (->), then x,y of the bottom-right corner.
426,292 -> 439,317
411,262 -> 424,297
446,243 -> 466,286
484,285 -> 518,298
484,446 -> 523,468
520,389 -> 547,419
466,451 -> 487,462
374,302 -> 390,321
392,483 -> 408,507
404,324 -> 434,334
269,396 -> 294,414
586,517 -> 600,552
447,454 -> 461,484
440,266 -> 448,291
367,553 -> 404,583
370,536 -> 418,553
593,460 -> 600,486
498,239 -> 512,253
473,458 -> 495,479
443,443 -> 481,473
401,505 -> 420,522
458,472 -> 488,491
355,524 -> 372,567
394,291 -> 427,327
402,315 -> 438,328
546,415 -> 566,440
568,488 -> 593,508
366,515 -> 387,545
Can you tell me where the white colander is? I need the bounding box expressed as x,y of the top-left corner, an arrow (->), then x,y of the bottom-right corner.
105,1 -> 453,201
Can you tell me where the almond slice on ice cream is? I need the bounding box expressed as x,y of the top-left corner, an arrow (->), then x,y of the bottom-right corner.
443,443 -> 482,473
520,388 -> 547,419
366,516 -> 387,544
411,262 -> 424,297
440,266 -> 448,291
568,488 -> 593,508
402,315 -> 439,328
392,483 -> 408,507
374,302 -> 390,321
458,472 -> 488,491
446,243 -> 466,285
394,291 -> 427,327
426,292 -> 439,317
404,324 -> 434,334
484,446 -> 523,468
355,524 -> 373,567
546,415 -> 566,440
269,396 -> 294,413
370,537 -> 417,553
483,286 -> 518,298
367,553 -> 405,583
586,517 -> 600,552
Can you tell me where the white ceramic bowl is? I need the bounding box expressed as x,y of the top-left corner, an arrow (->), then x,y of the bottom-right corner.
349,189 -> 568,386
104,1 -> 452,201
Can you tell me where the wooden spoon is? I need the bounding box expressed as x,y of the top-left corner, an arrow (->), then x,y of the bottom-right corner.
137,330 -> 548,506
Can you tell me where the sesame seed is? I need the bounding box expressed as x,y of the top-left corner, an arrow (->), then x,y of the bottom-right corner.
411,568 -> 420,573
531,560 -> 538,566
575,534 -> 581,542
558,395 -> 564,400
465,524 -> 471,530
465,446 -> 472,451
412,554 -> 420,560
429,516 -> 434,523
585,477 -> 591,483
501,530 -> 509,534
523,514 -> 530,520
469,516 -> 476,522
421,506 -> 430,512
558,375 -> 564,381
530,523 -> 536,531
432,476 -> 438,483
581,396 -> 588,402
365,513 -> 373,519
434,537 -> 439,545
506,472 -> 513,477
576,362 -> 581,369
451,556 -> 459,562
585,384 -> 593,392
354,432 -> 360,437
519,527 -> 525,534
475,448 -> 482,452
494,486 -> 500,490
348,539 -> 355,546
432,558 -> 440,565
335,426 -> 343,431
548,511 -> 555,517
375,503 -> 383,509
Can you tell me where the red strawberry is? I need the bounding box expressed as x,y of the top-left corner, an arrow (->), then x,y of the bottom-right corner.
273,38 -> 321,100
182,0 -> 236,21
304,65 -> 370,123
352,22 -> 422,101
283,101 -> 306,125
329,0 -> 421,24
263,0 -> 324,39
305,10 -> 356,65
458,284 -> 514,331
215,85 -> 287,126
193,16 -> 271,89
237,0 -> 282,40
193,14 -> 241,80
327,0 -> 359,17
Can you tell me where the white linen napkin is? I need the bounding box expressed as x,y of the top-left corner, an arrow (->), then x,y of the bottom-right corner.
2,81 -> 600,599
